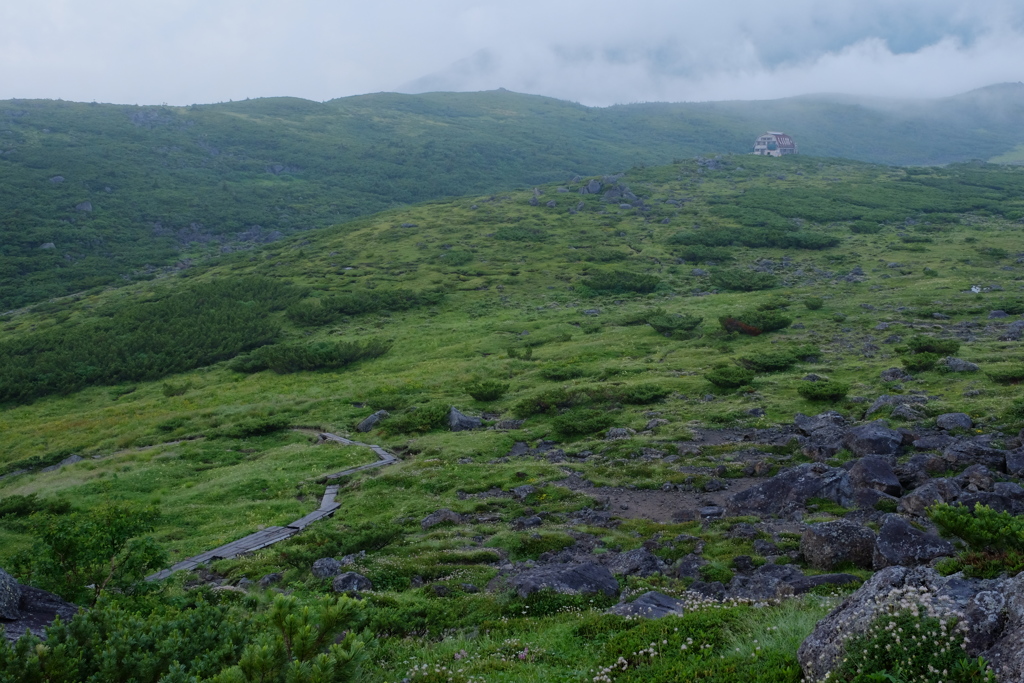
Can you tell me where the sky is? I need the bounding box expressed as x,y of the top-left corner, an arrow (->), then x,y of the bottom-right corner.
1,0 -> 1023,107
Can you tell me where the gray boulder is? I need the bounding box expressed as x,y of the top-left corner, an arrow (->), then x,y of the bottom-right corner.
865,394 -> 928,418
607,591 -> 686,618
1005,447 -> 1024,476
872,514 -> 955,569
511,484 -> 535,501
794,411 -> 847,460
508,562 -> 619,599
74,201 -> 92,212
799,567 -> 1024,682
801,521 -> 877,570
848,455 -> 902,497
942,357 -> 980,372
332,572 -> 372,594
936,412 -> 973,431
311,557 -> 342,579
880,367 -> 912,382
601,548 -> 665,577
727,563 -> 858,602
421,508 -> 463,530
449,406 -> 482,432
942,439 -> 1007,471
0,569 -> 20,621
674,554 -> 708,579
955,464 -> 995,492
257,573 -> 283,588
843,420 -> 902,457
2,584 -> 78,643
356,410 -> 389,432
727,463 -> 853,516
898,478 -> 962,517
605,427 -> 635,440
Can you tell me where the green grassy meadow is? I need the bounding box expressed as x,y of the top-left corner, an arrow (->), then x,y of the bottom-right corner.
2,153 -> 1024,681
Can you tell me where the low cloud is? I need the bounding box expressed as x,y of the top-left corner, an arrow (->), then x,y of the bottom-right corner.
0,0 -> 1022,105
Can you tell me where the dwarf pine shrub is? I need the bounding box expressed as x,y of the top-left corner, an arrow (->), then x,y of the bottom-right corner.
706,366 -> 756,389
797,380 -> 850,402
552,408 -> 614,437
804,297 -> 825,310
906,335 -> 960,356
901,352 -> 940,372
709,268 -> 778,292
465,379 -> 510,402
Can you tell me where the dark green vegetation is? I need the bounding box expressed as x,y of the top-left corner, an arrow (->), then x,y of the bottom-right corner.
3,154 -> 1024,681
932,503 -> 1024,579
3,83 -> 1024,308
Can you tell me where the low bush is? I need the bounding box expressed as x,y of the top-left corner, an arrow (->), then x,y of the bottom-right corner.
582,247 -> 629,262
803,297 -> 824,310
850,220 -> 884,234
278,523 -> 404,570
539,365 -> 586,381
579,270 -> 661,295
646,312 -> 703,335
513,387 -> 592,417
494,225 -> 547,241
985,367 -> 1024,384
709,268 -> 778,292
706,366 -> 756,389
906,335 -> 960,356
612,383 -> 672,404
506,346 -> 534,360
438,249 -> 473,266
797,380 -> 850,402
552,407 -> 615,437
0,494 -> 72,519
465,380 -> 510,402
674,245 -> 734,263
902,352 -> 940,372
378,403 -> 450,435
287,288 -> 444,326
231,338 -> 391,374
719,310 -> 793,335
737,346 -> 819,373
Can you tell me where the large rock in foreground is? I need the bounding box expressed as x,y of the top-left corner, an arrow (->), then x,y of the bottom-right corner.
0,569 -> 20,621
801,520 -> 876,570
872,514 -> 955,569
508,563 -> 619,599
798,567 -> 1024,682
2,581 -> 78,643
606,591 -> 686,619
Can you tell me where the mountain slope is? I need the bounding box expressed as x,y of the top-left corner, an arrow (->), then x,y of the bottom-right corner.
1,85 -> 1023,310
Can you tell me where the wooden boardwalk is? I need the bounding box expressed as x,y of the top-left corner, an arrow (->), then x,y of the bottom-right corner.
146,433 -> 397,582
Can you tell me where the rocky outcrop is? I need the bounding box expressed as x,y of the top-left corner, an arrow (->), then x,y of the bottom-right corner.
801,521 -> 876,570
600,548 -> 665,577
727,463 -> 853,516
607,591 -> 686,618
508,563 -> 619,599
794,411 -> 846,459
356,410 -> 389,432
332,572 -> 372,595
935,412 -> 973,431
421,508 -> 464,530
1,571 -> 78,643
872,514 -> 955,569
843,420 -> 902,458
311,557 -> 343,579
0,569 -> 19,621
449,406 -> 482,432
848,455 -> 901,497
799,567 -> 1024,682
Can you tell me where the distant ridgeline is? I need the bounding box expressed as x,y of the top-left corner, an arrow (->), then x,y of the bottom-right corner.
1,84 -> 1024,308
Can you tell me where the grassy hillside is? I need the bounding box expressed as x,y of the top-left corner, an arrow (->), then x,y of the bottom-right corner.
2,84 -> 1024,311
2,154 -> 1024,681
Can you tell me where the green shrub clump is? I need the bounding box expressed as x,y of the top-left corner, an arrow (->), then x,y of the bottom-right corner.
552,407 -> 615,437
231,338 -> 391,374
646,311 -> 703,335
709,268 -> 778,292
906,335 -> 960,356
612,383 -> 672,404
287,288 -> 444,326
929,502 -> 1024,578
719,310 -> 793,335
737,346 -> 819,373
902,352 -> 940,372
465,380 -> 510,402
797,380 -> 850,402
539,365 -> 586,381
803,297 -> 824,310
579,270 -> 661,295
674,245 -> 734,263
379,403 -> 450,435
985,367 -> 1024,385
706,366 -> 756,389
